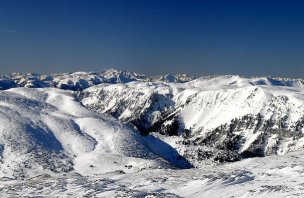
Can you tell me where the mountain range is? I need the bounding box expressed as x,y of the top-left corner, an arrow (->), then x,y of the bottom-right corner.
0,69 -> 303,197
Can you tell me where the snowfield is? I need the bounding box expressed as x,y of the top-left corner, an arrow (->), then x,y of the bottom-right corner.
2,150 -> 304,197
0,70 -> 303,197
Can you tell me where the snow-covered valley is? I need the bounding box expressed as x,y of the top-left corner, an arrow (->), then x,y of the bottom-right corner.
0,69 -> 303,197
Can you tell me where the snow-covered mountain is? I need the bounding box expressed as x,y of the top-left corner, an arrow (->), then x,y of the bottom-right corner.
0,69 -> 195,91
0,69 -> 304,197
81,75 -> 304,166
158,73 -> 194,83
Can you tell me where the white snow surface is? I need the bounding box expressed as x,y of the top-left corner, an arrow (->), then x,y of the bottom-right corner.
2,149 -> 304,197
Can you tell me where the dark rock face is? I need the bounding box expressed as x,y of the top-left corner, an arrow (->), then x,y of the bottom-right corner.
145,112 -> 184,136
179,143 -> 241,165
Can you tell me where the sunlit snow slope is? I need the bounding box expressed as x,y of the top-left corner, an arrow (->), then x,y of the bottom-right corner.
0,88 -> 188,179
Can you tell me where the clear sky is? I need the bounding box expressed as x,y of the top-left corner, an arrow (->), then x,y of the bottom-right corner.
0,0 -> 303,77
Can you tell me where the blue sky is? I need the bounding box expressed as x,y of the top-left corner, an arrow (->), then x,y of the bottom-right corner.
0,0 -> 303,77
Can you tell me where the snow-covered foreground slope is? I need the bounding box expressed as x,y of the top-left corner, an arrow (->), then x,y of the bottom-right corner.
0,88 -> 194,179
1,150 -> 304,197
82,75 -> 304,166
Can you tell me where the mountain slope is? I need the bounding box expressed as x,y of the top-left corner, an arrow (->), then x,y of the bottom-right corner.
0,88 -> 191,179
